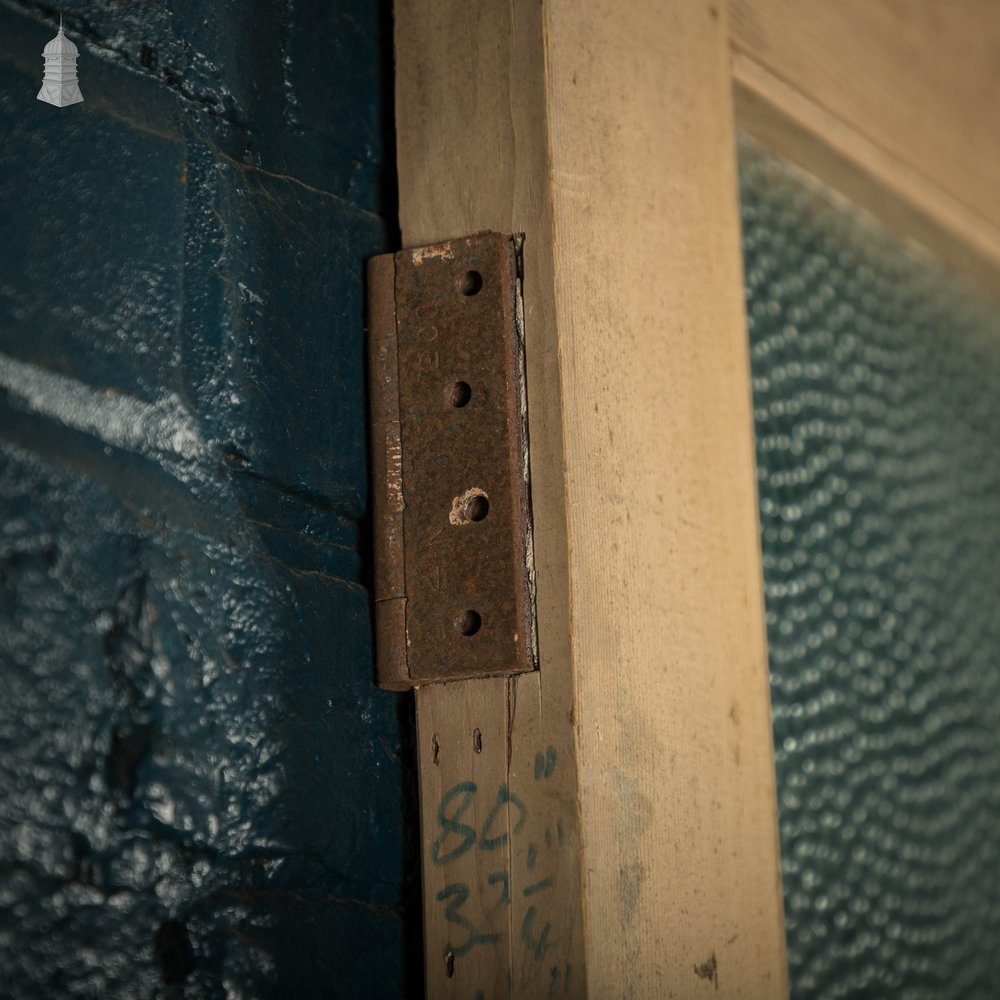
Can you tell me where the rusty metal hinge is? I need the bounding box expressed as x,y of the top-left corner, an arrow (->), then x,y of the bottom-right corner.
367,232 -> 537,690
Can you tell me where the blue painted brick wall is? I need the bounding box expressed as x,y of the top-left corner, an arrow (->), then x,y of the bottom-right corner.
0,2 -> 417,996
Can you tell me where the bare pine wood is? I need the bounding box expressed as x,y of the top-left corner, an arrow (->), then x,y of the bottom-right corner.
397,1 -> 787,995
416,679 -> 514,997
731,0 -> 1000,234
733,54 -> 1000,296
400,1 -> 587,995
540,3 -> 786,995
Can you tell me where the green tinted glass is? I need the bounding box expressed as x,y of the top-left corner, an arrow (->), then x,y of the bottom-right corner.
740,136 -> 1000,999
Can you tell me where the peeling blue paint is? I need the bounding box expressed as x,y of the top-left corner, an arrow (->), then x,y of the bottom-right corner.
0,2 -> 415,996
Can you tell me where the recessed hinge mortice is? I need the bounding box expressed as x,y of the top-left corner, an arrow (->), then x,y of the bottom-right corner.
367,232 -> 537,690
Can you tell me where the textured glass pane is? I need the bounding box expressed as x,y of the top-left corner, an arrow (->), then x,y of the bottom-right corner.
739,136 -> 1000,999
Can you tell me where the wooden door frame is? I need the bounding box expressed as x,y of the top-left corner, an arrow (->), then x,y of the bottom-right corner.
392,2 -> 1000,996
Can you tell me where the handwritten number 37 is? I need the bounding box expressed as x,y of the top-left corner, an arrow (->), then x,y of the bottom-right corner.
435,883 -> 503,958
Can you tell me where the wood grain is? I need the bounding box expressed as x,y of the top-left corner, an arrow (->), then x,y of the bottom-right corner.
397,1 -> 787,995
399,2 -> 587,995
416,679 -> 513,997
541,2 -> 786,995
731,0 -> 1000,234
733,54 -> 1000,297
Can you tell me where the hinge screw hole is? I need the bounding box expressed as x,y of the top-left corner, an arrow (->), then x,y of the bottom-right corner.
465,495 -> 489,522
454,610 -> 482,636
449,489 -> 490,525
457,270 -> 483,296
448,381 -> 472,407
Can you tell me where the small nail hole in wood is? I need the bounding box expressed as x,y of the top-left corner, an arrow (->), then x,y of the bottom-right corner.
473,728 -> 482,753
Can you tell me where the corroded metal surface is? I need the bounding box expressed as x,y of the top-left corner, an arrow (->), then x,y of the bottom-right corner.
369,234 -> 536,687
368,251 -> 408,690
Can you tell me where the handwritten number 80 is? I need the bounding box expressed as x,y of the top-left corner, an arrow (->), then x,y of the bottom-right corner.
431,782 -> 527,866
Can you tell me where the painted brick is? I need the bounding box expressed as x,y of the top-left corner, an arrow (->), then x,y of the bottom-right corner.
0,2 -> 417,996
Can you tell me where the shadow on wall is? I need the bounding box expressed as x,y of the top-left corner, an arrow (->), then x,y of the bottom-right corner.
0,2 -> 418,997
